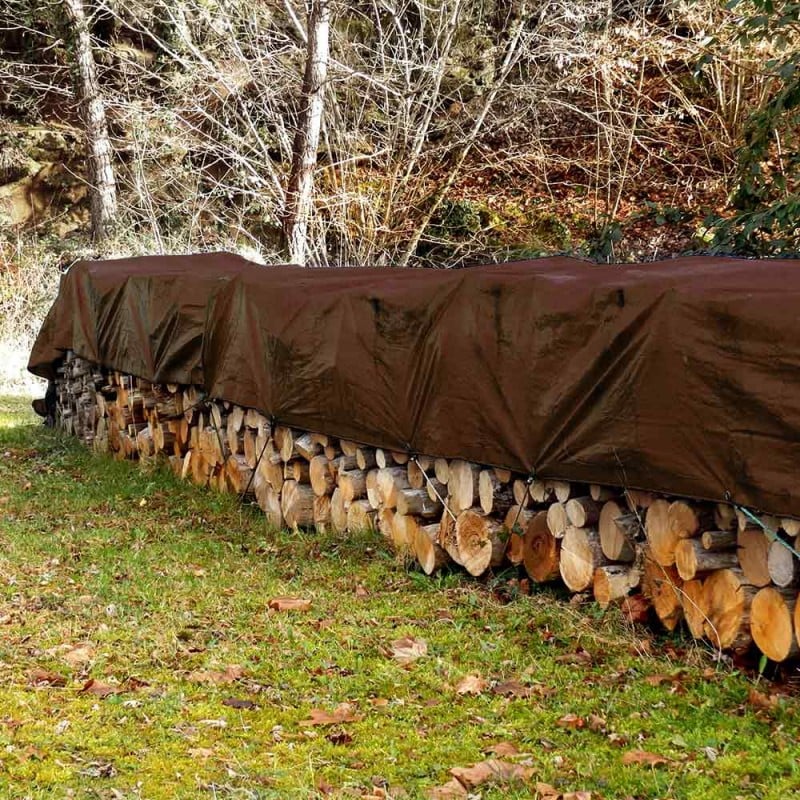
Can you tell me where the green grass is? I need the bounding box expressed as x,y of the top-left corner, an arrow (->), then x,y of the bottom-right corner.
0,397 -> 798,799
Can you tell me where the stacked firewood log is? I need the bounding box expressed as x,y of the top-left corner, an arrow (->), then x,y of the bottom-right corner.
53,352 -> 800,662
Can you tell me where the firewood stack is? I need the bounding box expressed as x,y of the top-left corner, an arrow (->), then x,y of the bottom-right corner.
53,352 -> 800,663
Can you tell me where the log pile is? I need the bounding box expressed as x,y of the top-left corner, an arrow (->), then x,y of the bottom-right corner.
53,352 -> 800,663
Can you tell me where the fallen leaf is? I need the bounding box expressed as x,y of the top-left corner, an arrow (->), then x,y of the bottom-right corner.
588,714 -> 607,732
535,782 -> 560,798
316,779 -> 335,796
747,687 -> 779,711
28,668 -> 67,687
621,749 -> 670,766
300,703 -> 364,726
81,679 -> 120,698
484,742 -> 519,757
492,679 -> 534,698
644,670 -> 686,687
187,664 -> 244,684
450,760 -> 533,789
389,636 -> 427,664
455,674 -> 486,696
268,596 -> 311,612
621,594 -> 650,624
557,713 -> 585,729
63,643 -> 95,668
563,793 -> 592,800
222,697 -> 259,710
427,779 -> 468,798
355,584 -> 369,597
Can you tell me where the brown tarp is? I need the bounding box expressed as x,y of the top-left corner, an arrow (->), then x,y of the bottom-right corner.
29,252 -> 800,516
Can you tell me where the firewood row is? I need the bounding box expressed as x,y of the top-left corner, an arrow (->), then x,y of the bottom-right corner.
53,352 -> 800,663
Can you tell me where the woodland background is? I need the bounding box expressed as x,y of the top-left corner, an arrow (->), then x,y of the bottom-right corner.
0,0 -> 798,388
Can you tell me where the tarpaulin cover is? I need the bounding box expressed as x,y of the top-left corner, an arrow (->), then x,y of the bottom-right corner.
29,252 -> 800,516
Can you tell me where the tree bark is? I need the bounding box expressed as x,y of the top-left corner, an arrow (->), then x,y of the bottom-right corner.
64,0 -> 118,243
282,0 -> 330,265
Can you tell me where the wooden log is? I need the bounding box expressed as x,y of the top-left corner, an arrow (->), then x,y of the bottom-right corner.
448,460 -> 480,514
340,439 -> 358,457
407,459 -> 426,490
294,432 -> 320,460
258,454 -> 285,493
593,564 -> 640,608
590,484 -> 615,503
434,458 -> 450,484
414,523 -> 448,575
546,502 -> 569,539
598,500 -> 638,562
674,539 -> 739,581
366,469 -> 381,509
375,449 -> 394,469
274,426 -> 294,462
714,503 -> 737,531
391,451 -> 409,465
225,454 -> 255,496
700,530 -> 738,551
478,470 -> 514,516
253,471 -> 283,529
390,513 -> 416,556
288,458 -> 311,483
737,528 -> 771,588
438,511 -> 461,565
529,480 -> 554,504
281,480 -> 316,529
512,479 -> 532,507
335,454 -> 359,472
425,478 -> 447,504
750,586 -> 800,662
645,498 -> 683,566
641,557 -> 683,632
625,489 -> 655,511
767,538 -> 800,588
314,494 -> 332,530
548,480 -> 573,503
781,518 -> 800,538
310,455 -> 336,497
330,487 -> 348,533
522,511 -> 561,583
347,499 -> 376,533
339,469 -> 367,503
356,447 -> 377,471
378,507 -> 395,540
668,500 -> 712,539
681,578 -> 708,639
493,467 -> 511,483
376,466 -> 410,509
503,505 -> 533,567
559,527 -> 609,592
566,496 -> 599,528
454,509 -> 506,576
703,568 -> 756,650
395,488 -> 442,518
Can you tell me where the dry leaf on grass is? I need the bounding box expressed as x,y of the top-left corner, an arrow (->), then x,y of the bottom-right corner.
300,702 -> 364,726
557,713 -> 585,729
621,749 -> 670,766
484,742 -> 520,757
62,644 -> 95,667
187,664 -> 244,684
747,687 -> 779,711
427,779 -> 468,798
535,782 -> 560,798
450,759 -> 533,789
455,674 -> 486,695
389,636 -> 427,664
28,668 -> 67,687
491,679 -> 535,698
268,596 -> 311,612
81,679 -> 120,698
222,697 -> 259,710
563,792 -> 593,800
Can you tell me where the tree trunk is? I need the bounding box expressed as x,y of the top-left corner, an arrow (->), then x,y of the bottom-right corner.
282,0 -> 330,265
64,0 -> 117,243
